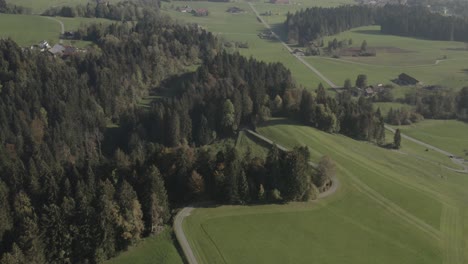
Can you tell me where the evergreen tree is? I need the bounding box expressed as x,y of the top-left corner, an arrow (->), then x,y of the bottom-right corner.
394,129 -> 402,149
355,74 -> 368,89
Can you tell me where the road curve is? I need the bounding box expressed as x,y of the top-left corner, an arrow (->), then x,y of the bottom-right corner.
174,130 -> 341,264
44,16 -> 65,44
174,207 -> 198,264
248,2 -> 338,88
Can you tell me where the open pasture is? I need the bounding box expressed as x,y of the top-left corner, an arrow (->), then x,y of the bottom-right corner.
0,14 -> 112,47
394,119 -> 468,158
184,119 -> 468,264
304,26 -> 468,92
0,14 -> 60,45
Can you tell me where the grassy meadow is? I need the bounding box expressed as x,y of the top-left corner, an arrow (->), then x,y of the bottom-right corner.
0,13 -> 112,47
305,26 -> 468,94
105,228 -> 183,264
394,120 -> 468,158
0,14 -> 61,45
184,119 -> 468,264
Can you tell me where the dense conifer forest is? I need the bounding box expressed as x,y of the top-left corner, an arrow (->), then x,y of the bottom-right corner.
285,4 -> 468,45
0,1 -> 394,262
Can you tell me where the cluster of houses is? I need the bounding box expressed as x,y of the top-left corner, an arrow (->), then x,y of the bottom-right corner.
31,40 -> 82,58
176,5 -> 209,16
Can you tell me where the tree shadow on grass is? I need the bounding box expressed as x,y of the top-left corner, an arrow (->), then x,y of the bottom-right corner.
259,118 -> 306,128
353,29 -> 383,36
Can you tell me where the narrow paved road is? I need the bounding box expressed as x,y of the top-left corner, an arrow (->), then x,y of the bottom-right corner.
248,2 -> 338,88
174,207 -> 198,264
385,126 -> 468,173
44,16 -> 65,44
174,130 -> 340,264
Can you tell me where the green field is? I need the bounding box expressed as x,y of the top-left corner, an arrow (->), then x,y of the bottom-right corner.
0,14 -> 112,47
305,26 -> 468,93
184,119 -> 468,264
395,119 -> 468,158
105,228 -> 183,264
0,14 -> 61,45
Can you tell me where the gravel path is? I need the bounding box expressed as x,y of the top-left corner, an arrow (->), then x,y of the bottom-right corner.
44,16 -> 65,44
174,207 -> 198,264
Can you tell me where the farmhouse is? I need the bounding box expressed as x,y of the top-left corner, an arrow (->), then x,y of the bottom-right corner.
63,46 -> 77,57
49,44 -> 65,56
365,87 -> 375,96
192,8 -> 208,16
292,49 -> 305,56
38,40 -> 50,50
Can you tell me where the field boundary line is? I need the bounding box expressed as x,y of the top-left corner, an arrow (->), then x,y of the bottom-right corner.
340,165 -> 442,241
441,204 -> 463,264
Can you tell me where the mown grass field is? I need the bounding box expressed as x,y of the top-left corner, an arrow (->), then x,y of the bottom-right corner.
394,119 -> 468,158
185,119 -> 468,264
0,14 -> 61,45
105,228 -> 183,264
305,26 -> 468,93
0,14 -> 112,47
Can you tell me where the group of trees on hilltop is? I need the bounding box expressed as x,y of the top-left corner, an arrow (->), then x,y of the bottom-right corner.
0,0 -> 30,14
285,4 -> 468,45
42,0 -> 160,21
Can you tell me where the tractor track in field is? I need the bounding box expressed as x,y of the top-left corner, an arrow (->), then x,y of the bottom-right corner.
441,205 -> 463,264
292,128 -> 442,241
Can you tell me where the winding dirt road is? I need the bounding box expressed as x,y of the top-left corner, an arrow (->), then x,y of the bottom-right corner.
44,16 -> 65,44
